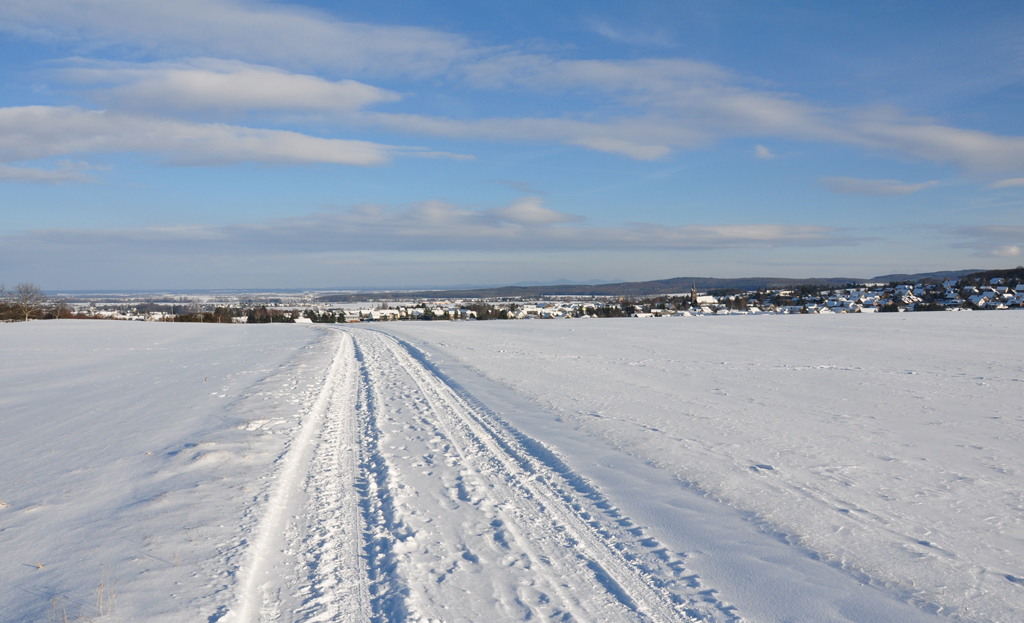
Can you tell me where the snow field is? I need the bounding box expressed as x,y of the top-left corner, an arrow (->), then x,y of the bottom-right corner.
0,321 -> 331,622
4,314 -> 1020,622
4,321 -> 730,622
380,313 -> 1024,622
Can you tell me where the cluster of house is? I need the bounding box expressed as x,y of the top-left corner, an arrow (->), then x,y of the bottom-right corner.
690,278 -> 1024,315
65,276 -> 1024,322
325,277 -> 1024,320
341,306 -> 475,321
74,308 -> 175,321
958,281 -> 1024,309
815,278 -> 1024,313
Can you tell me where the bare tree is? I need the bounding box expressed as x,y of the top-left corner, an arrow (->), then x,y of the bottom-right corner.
51,297 -> 71,319
12,282 -> 48,322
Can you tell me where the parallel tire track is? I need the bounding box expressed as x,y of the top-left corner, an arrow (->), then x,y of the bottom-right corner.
224,328 -> 720,622
359,330 -> 699,623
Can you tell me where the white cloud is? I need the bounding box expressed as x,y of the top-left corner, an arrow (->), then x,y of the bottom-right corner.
0,106 -> 403,168
820,177 -> 938,196
754,145 -> 776,160
458,56 -> 842,140
850,114 -> 1024,173
991,178 -> 1024,188
993,245 -> 1021,257
490,197 -> 581,225
5,1 -> 1024,172
447,55 -> 1024,169
568,136 -> 672,160
0,0 -> 469,77
64,59 -> 401,113
379,56 -> 1024,169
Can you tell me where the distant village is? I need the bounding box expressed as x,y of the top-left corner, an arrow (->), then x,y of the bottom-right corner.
11,271 -> 1020,324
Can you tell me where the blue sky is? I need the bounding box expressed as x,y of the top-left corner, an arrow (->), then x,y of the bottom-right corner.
1,0 -> 1022,289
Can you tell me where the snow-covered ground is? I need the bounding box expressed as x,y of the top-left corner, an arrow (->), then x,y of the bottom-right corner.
1,315 -> 1021,622
0,322 -> 330,622
380,313 -> 1024,622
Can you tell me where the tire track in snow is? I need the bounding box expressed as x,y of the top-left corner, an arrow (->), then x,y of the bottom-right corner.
292,330 -> 371,622
221,327 -> 730,622
355,331 -> 606,620
222,331 -> 370,623
355,329 -> 710,622
351,335 -> 412,622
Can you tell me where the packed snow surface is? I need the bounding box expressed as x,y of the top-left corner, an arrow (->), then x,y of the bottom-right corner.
1,315 -> 1020,622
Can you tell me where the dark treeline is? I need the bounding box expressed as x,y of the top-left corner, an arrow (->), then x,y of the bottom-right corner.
175,307 -> 348,323
0,283 -> 74,322
302,309 -> 346,323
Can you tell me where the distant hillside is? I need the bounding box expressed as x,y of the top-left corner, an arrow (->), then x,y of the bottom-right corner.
318,275 -> 863,302
961,266 -> 1024,283
870,269 -> 982,283
317,267 -> 1023,302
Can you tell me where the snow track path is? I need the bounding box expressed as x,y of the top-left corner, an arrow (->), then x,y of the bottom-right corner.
225,331 -> 370,623
352,329 -> 722,622
224,328 -> 726,622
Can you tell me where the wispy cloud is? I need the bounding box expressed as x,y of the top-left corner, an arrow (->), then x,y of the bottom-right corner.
2,198 -> 846,254
820,177 -> 938,196
360,111 -> 683,160
5,1 -> 1024,173
62,59 -> 401,113
0,0 -> 470,77
947,225 -> 1024,258
0,160 -> 102,184
366,57 -> 1024,169
588,21 -> 673,47
848,113 -> 1024,174
991,177 -> 1024,188
0,106 -> 471,171
754,144 -> 776,160
490,197 -> 580,225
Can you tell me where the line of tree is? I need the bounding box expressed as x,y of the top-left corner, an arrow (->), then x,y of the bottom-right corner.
304,309 -> 346,323
166,306 -> 240,323
461,303 -> 508,320
246,306 -> 298,323
0,283 -> 72,322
